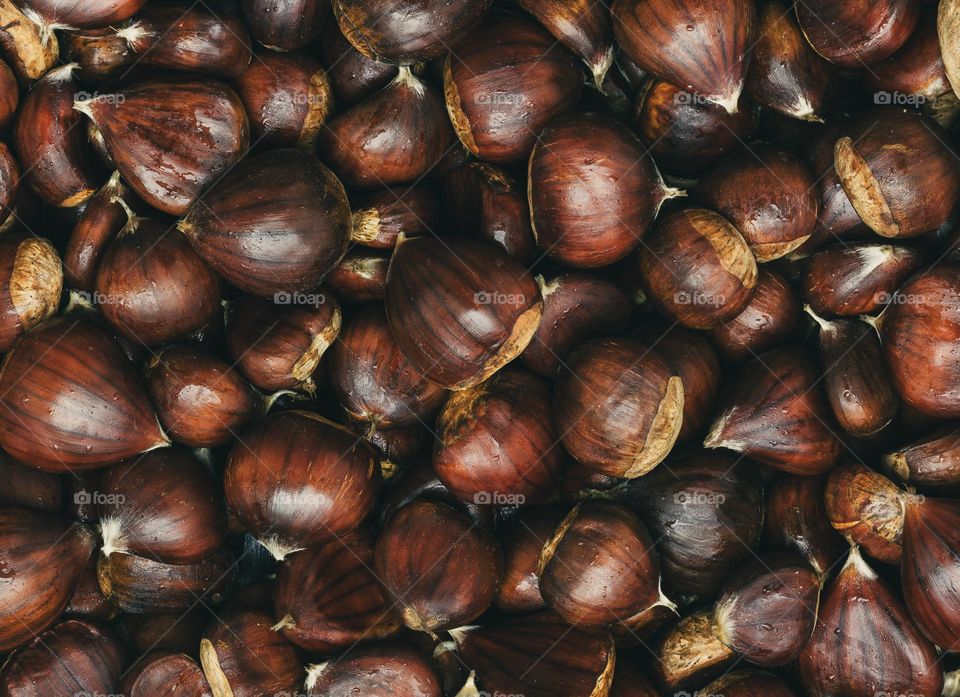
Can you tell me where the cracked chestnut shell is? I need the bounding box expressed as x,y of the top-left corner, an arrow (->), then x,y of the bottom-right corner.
241,0 -> 327,51
825,461 -> 905,564
796,0 -> 920,67
385,236 -> 542,390
0,230 -> 61,353
555,337 -> 683,478
305,642 -> 442,697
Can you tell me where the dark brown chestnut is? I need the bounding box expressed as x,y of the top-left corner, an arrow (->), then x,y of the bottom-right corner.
612,0 -> 756,114
74,78 -> 249,216
883,424 -> 960,491
825,461 -> 906,564
529,111 -> 682,268
0,230 -> 61,353
374,499 -> 502,633
443,11 -> 583,164
495,505 -> 566,614
0,0 -> 59,82
318,18 -> 399,105
796,0 -> 920,68
0,317 -> 168,471
241,0 -> 326,51
519,0 -> 613,89
0,508 -> 95,650
61,27 -> 135,82
799,545 -> 942,697
765,474 -> 846,578
123,611 -> 208,659
200,611 -> 305,697
555,337 -> 683,478
385,236 -> 542,390
0,57 -> 16,130
0,141 -> 18,226
0,454 -> 62,512
225,293 -> 341,393
351,185 -> 439,250
274,530 -> 401,652
697,144 -> 819,261
121,652 -> 213,697
803,121 -> 867,247
869,9 -> 952,104
705,347 -> 842,475
224,410 -> 381,559
638,207 -> 758,329
326,249 -> 389,303
305,642 -> 441,697
63,170 -> 126,293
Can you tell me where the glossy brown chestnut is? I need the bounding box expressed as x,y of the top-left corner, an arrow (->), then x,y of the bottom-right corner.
638,207 -> 758,329
0,57 -> 16,130
350,185 -> 439,250
63,171 -> 125,293
0,454 -> 62,512
883,424 -> 960,491
64,555 -> 113,621
537,501 -> 661,625
274,531 -> 401,652
882,263 -> 960,417
495,505 -> 566,614
0,620 -> 124,697
379,457 -> 491,527
74,78 -> 249,216
765,474 -> 846,578
529,111 -> 681,268
625,450 -> 764,596
799,546 -> 942,697
331,304 -> 445,428
825,461 -> 906,564
385,236 -> 542,390
14,64 -> 100,208
200,610 -> 305,697
834,108 -> 960,238
18,0 -> 145,28
869,10 -> 951,103
318,18 -> 398,105
0,230 -> 61,353
374,500 -> 502,633
97,447 -> 227,564
796,0 -> 920,68
0,141 -> 18,225
0,317 -> 167,471
121,653 -> 213,697
326,249 -> 389,303
705,347 -> 842,474
697,144 -> 818,261
0,0 -> 59,82
803,121 -> 867,247
305,642 -> 442,697
612,0 -> 756,114
225,293 -> 341,393
443,11 -> 583,164
224,410 -> 381,560
519,0 -> 613,88
633,78 -> 758,177
0,508 -> 95,650
61,27 -> 135,82
242,0 -> 327,51
655,608 -> 737,692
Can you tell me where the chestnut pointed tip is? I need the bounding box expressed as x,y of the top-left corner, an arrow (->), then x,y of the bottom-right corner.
712,84 -> 744,115
590,45 -> 615,92
258,535 -> 305,561
98,515 -> 128,557
271,613 -> 296,632
115,21 -> 151,46
304,662 -> 330,692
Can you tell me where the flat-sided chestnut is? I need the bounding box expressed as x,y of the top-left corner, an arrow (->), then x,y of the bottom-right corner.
825,461 -> 905,564
242,0 -> 327,51
305,642 -> 442,697
796,0 -> 920,67
765,474 -> 846,578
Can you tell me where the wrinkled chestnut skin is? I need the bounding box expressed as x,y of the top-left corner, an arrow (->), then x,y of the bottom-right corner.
200,611 -> 305,697
0,455 -> 62,512
633,79 -> 758,177
98,447 -> 227,564
884,424 -> 960,491
0,231 -> 61,353
655,608 -> 737,691
121,653 -> 212,697
225,411 -> 381,560
242,0 -> 327,51
834,108 -> 960,238
495,505 -> 566,614
18,0 -> 146,28
709,268 -> 801,363
351,186 -> 439,250
529,111 -> 676,268
700,672 -> 799,697
705,347 -> 842,474
796,0 -> 920,68
538,501 -> 661,625
555,337 -> 683,478
625,450 -> 764,597
638,207 -> 758,329
451,612 -> 616,697
63,171 -> 126,293
180,149 -> 350,296
14,64 -> 100,208
697,144 -> 818,261
385,236 -> 542,390
326,249 -> 388,303
275,531 -> 401,652
374,500 -> 502,633
765,474 -> 845,578
305,642 -> 442,697
882,263 -> 960,417
0,317 -> 167,471
318,18 -> 398,105
799,546 -> 942,697
0,620 -> 124,697
802,241 -> 924,317
434,368 -> 563,504
521,272 -> 630,379
612,0 -> 756,113
76,78 -> 249,216
146,346 -> 260,448
443,11 -> 583,164
96,218 -> 221,346
333,0 -> 491,64
0,508 -> 95,650
825,461 -> 905,564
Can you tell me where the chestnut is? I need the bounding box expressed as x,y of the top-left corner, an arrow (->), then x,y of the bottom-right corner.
0,141 -> 18,226
224,410 -> 381,560
0,0 -> 59,82
0,57 -> 14,131
519,0 -> 613,88
0,317 -> 167,471
612,0 -> 756,114
442,11 -> 583,164
61,27 -> 135,82
74,77 -> 249,216
63,170 -> 126,293
17,0 -> 146,28
883,424 -> 960,491
495,505 -> 566,614
385,236 -> 542,390
638,207 -> 758,329
351,185 -> 439,250
942,0 -> 960,99
528,111 -> 682,268
305,642 -> 442,697
799,545 -> 942,697
825,461 -> 905,564
121,653 -> 213,697
200,610 -> 305,697
97,447 -> 227,564
0,507 -> 95,650
765,474 -> 846,578
555,337 -> 683,478
834,108 -> 960,238
655,608 -> 737,692
374,499 -> 502,633
64,556 -> 113,622
379,457 -> 493,529
0,230 -> 61,352
796,0 -> 920,67
0,454 -> 62,512
705,347 -> 842,475
318,18 -> 398,105
326,249 -> 389,303
241,0 -> 326,51
697,144 -> 819,261
274,530 -> 401,652
870,10 -> 952,104
803,120 -> 868,247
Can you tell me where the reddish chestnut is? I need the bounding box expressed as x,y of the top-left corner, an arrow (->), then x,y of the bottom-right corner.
241,0 -> 326,51
765,474 -> 846,578
61,27 -> 135,82
0,141 -> 18,226
351,185 -> 440,250
495,505 -> 566,614
869,10 -> 952,103
305,642 -> 441,697
796,0 -> 920,67
519,0 -> 614,88
825,461 -> 906,564
883,424 -> 960,491
0,57 -> 16,130
326,249 -> 389,303
17,0 -> 145,28
63,171 -> 126,293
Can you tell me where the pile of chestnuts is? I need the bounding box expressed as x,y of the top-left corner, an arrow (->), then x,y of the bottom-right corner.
1,0 -> 960,696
